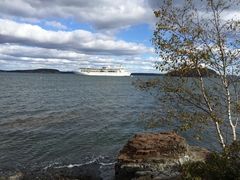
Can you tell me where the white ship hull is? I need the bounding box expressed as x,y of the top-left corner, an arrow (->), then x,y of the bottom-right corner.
75,71 -> 131,76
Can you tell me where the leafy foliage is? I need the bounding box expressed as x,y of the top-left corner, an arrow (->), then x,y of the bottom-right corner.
181,141 -> 240,180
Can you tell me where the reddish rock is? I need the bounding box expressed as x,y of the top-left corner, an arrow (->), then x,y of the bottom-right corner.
118,132 -> 188,163
115,132 -> 209,180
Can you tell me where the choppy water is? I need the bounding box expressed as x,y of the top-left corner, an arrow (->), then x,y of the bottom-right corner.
0,73 -> 220,179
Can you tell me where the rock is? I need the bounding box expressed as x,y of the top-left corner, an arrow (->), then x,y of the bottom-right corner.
115,132 -> 209,180
0,172 -> 23,180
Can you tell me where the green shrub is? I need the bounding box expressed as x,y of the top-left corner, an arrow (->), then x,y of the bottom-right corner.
181,141 -> 240,180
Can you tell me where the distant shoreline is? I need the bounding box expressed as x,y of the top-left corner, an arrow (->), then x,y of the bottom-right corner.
0,69 -> 74,74
0,68 -> 164,76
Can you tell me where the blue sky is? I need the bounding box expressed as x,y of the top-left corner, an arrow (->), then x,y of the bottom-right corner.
0,0 -> 239,73
0,0 -> 162,73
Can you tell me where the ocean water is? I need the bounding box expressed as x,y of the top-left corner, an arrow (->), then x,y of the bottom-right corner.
0,73 -> 220,179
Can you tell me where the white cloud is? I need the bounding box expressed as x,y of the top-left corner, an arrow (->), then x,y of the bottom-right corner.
0,19 -> 151,56
0,42 -> 155,72
0,0 -> 154,32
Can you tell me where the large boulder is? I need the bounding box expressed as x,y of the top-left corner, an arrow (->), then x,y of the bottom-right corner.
115,132 -> 209,180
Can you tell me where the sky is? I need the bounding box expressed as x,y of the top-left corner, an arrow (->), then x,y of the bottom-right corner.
0,0 -> 163,73
0,0 -> 239,73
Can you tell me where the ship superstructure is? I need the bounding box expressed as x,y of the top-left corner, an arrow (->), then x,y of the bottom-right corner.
75,65 -> 131,76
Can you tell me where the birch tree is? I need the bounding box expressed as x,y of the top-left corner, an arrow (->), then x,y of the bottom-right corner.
133,0 -> 240,148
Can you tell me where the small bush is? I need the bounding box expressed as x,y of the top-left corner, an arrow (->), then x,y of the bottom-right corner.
181,141 -> 240,180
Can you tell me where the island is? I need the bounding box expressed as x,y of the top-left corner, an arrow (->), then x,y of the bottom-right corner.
0,69 -> 74,74
165,67 -> 219,77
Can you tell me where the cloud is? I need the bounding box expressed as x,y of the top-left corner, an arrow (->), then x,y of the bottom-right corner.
0,0 -> 154,32
0,44 -> 157,72
45,21 -> 67,29
0,19 -> 152,56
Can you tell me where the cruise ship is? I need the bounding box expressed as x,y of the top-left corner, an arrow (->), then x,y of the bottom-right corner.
74,64 -> 131,76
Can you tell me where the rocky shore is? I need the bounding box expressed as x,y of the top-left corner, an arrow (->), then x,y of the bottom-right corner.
115,132 -> 209,180
1,132 -> 209,180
